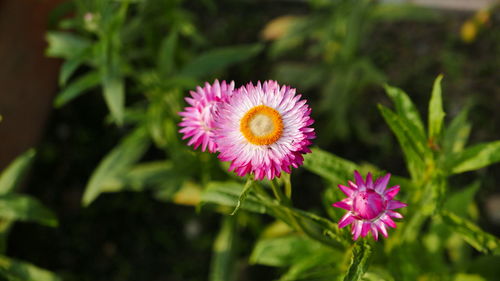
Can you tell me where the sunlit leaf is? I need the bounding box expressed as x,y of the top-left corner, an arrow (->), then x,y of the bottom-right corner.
209,216 -> 237,281
54,71 -> 100,107
428,75 -> 445,144
45,32 -> 91,59
82,128 -> 150,206
303,147 -> 358,183
179,44 -> 263,78
250,235 -> 323,267
0,150 -> 36,194
102,75 -> 125,126
383,84 -> 426,142
0,194 -> 57,227
201,181 -> 267,214
0,255 -> 61,281
441,210 -> 499,254
447,141 -> 500,174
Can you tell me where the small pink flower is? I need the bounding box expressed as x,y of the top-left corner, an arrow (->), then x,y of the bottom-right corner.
178,80 -> 235,153
333,171 -> 407,240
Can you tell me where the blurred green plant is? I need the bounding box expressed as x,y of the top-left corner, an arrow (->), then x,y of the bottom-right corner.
264,0 -> 438,142
0,150 -> 60,281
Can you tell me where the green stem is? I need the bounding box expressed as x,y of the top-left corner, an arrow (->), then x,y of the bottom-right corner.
282,173 -> 292,199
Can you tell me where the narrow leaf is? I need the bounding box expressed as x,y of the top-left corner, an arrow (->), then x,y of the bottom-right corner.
0,194 -> 57,227
231,178 -> 254,215
82,128 -> 150,206
0,150 -> 36,194
343,241 -> 372,281
441,210 -> 499,254
180,44 -> 263,78
102,75 -> 125,126
54,71 -> 100,107
428,75 -> 445,143
0,255 -> 61,281
158,31 -> 178,76
443,107 -> 471,155
378,104 -> 427,179
303,147 -> 359,183
448,141 -> 500,174
384,84 -> 426,141
209,216 -> 237,281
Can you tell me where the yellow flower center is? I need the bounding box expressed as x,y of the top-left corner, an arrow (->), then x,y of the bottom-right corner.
240,105 -> 283,145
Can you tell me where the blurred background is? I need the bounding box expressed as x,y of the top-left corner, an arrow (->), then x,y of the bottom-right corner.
0,0 -> 499,280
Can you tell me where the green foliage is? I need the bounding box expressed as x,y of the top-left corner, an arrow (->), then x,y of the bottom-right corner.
0,151 -> 60,280
342,242 -> 372,281
82,127 -> 150,206
210,216 -> 237,281
0,255 -> 61,281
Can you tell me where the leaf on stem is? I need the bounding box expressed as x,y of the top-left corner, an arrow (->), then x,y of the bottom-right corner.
230,178 -> 254,215
447,141 -> 500,174
342,241 -> 372,281
428,75 -> 445,145
440,210 -> 499,254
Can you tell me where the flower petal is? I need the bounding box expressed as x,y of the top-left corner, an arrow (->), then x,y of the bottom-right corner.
388,200 -> 408,210
332,200 -> 352,211
384,185 -> 400,200
353,170 -> 365,188
374,173 -> 391,193
338,213 -> 355,228
338,184 -> 354,197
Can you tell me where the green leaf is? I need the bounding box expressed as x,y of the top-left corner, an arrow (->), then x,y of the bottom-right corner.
303,147 -> 359,183
201,181 -> 267,214
54,71 -> 100,108
448,141 -> 500,174
102,75 -> 125,126
250,235 -> 323,267
342,241 -> 372,281
444,181 -> 480,218
0,255 -> 61,281
45,32 -> 91,59
441,210 -> 499,254
428,75 -> 445,143
96,161 -> 181,194
378,104 -> 427,179
58,45 -> 92,87
0,150 -> 36,194
82,128 -> 150,206
230,178 -> 254,215
383,84 -> 426,142
0,194 -> 57,227
443,107 -> 471,155
371,3 -> 438,22
179,44 -> 263,78
209,216 -> 237,281
158,31 -> 178,76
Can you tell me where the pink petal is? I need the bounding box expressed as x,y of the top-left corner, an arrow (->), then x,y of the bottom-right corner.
338,213 -> 355,228
332,200 -> 352,211
352,221 -> 363,240
370,224 -> 379,241
338,184 -> 354,197
387,210 -> 403,219
347,180 -> 358,189
374,173 -> 391,193
354,170 -> 365,187
384,185 -> 400,200
376,222 -> 388,238
365,173 -> 374,189
381,215 -> 396,228
361,222 -> 371,238
388,200 -> 407,210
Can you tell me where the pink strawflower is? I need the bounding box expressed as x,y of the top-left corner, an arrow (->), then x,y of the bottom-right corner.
215,81 -> 315,180
178,80 -> 235,153
333,171 -> 407,240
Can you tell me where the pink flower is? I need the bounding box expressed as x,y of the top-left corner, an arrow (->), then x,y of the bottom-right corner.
215,81 -> 315,180
178,80 -> 235,153
333,171 -> 407,240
